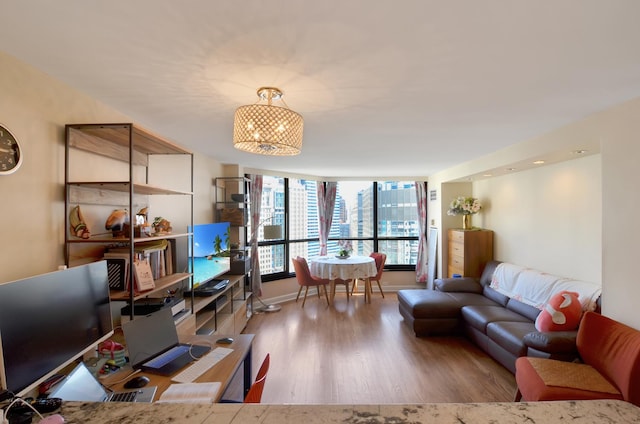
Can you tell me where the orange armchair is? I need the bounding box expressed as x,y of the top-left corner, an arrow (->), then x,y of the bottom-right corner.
515,311 -> 640,405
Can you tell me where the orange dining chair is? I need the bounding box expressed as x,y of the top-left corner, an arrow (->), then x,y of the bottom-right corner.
244,353 -> 270,403
351,252 -> 386,298
332,277 -> 353,302
292,256 -> 330,307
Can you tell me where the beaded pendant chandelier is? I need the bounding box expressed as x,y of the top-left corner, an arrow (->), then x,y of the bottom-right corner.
233,87 -> 303,156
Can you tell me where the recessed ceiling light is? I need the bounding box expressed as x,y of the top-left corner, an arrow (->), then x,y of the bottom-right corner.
572,149 -> 588,154
533,160 -> 545,165
483,173 -> 492,177
506,167 -> 516,171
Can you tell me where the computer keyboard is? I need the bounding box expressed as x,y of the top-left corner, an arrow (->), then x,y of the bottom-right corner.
170,347 -> 233,383
109,391 -> 138,402
144,345 -> 190,368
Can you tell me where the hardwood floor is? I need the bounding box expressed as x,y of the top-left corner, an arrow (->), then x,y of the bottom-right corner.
243,291 -> 516,404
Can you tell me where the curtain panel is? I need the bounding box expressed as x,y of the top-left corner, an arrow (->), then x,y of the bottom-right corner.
415,182 -> 428,283
249,174 -> 263,296
316,181 -> 337,256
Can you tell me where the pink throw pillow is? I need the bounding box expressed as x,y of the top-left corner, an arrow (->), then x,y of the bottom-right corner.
535,291 -> 582,332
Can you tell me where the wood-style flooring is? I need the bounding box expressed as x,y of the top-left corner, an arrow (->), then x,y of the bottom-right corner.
243,290 -> 516,404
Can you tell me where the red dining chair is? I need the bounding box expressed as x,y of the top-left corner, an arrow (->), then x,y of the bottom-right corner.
292,257 -> 330,307
351,252 -> 386,298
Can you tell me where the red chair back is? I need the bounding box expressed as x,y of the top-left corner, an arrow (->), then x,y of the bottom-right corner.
370,252 -> 386,280
292,256 -> 330,286
244,353 -> 270,403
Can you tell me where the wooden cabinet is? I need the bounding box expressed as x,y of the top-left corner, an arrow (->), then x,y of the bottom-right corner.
447,229 -> 494,278
64,123 -> 193,321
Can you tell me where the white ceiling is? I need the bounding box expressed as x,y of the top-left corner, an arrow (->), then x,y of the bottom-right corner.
2,1 -> 640,178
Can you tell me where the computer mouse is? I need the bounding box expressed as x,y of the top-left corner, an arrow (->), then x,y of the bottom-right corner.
216,337 -> 234,345
123,375 -> 150,389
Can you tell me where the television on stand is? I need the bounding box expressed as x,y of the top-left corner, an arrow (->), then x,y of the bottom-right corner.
188,222 -> 231,289
0,261 -> 113,396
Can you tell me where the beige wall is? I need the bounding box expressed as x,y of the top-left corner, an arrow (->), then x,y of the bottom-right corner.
473,154 -> 601,282
430,96 -> 640,329
599,99 -> 640,329
0,51 -> 223,282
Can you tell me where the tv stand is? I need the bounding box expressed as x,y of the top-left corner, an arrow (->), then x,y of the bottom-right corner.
184,279 -> 230,297
190,274 -> 249,336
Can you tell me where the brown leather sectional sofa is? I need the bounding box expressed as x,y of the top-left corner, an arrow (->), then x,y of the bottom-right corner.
398,261 -> 598,373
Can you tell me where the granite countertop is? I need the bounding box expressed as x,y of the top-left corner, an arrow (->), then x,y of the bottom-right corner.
57,399 -> 640,424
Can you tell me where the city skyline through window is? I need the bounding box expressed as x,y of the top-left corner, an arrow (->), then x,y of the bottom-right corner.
255,177 -> 423,280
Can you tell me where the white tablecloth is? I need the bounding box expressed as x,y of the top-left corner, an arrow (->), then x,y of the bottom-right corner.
309,255 -> 377,281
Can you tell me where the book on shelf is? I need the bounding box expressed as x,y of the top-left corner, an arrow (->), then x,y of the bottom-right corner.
133,258 -> 155,292
105,257 -> 127,291
103,252 -> 131,291
156,382 -> 221,403
107,239 -> 171,281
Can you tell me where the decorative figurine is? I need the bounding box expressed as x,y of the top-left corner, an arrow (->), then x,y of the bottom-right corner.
152,217 -> 172,234
69,205 -> 90,239
105,209 -> 129,237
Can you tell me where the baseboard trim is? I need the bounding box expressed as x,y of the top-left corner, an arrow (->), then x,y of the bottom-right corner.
259,284 -> 425,306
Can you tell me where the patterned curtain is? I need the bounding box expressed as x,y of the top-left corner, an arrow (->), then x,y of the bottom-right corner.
415,181 -> 429,284
249,174 -> 263,296
317,181 -> 337,256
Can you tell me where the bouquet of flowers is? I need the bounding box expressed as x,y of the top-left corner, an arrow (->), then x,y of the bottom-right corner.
338,240 -> 353,257
447,196 -> 482,216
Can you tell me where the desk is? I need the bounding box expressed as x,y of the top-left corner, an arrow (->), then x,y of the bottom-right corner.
104,333 -> 254,402
310,256 -> 377,304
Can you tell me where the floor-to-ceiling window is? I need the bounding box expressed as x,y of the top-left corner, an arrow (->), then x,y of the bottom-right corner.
254,176 -> 423,281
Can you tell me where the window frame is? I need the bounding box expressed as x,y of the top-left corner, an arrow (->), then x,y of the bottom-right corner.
256,178 -> 425,282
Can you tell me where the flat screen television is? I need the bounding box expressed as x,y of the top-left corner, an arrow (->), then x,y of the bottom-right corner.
189,222 -> 231,287
0,261 -> 113,396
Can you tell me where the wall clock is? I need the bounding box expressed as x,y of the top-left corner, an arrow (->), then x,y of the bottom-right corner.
0,124 -> 23,175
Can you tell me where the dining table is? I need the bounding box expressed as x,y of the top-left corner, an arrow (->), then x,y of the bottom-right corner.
309,255 -> 378,304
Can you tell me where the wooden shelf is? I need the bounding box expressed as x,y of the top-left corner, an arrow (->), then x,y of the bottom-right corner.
68,181 -> 192,196
195,309 -> 216,331
67,123 -> 191,165
66,232 -> 190,244
110,272 -> 191,301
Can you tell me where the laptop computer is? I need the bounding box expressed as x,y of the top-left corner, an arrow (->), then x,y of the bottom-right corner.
122,307 -> 210,376
49,362 -> 156,403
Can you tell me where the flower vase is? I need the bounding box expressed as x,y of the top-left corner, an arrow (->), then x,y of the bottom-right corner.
462,214 -> 472,230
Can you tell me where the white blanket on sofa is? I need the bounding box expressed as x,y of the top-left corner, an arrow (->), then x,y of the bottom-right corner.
489,263 -> 601,311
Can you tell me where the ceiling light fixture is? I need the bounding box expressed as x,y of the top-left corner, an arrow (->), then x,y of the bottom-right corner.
233,87 -> 303,156
533,160 -> 545,165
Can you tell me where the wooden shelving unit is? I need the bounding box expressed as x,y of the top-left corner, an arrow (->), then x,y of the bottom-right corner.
64,123 -> 194,321
214,177 -> 253,335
